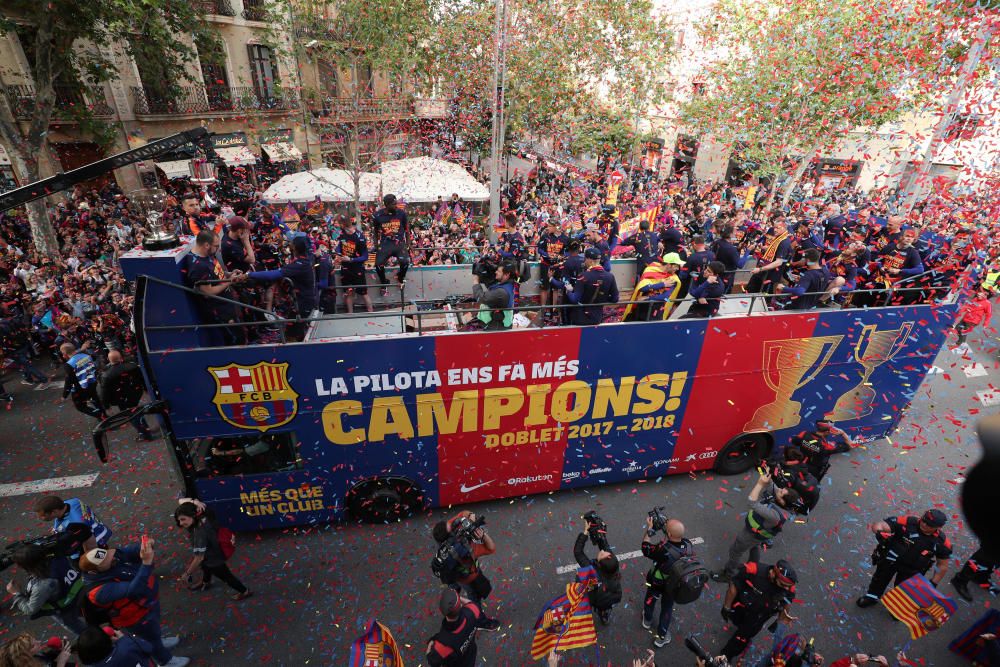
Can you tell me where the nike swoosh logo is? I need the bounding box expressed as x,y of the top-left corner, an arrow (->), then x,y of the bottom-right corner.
460,481 -> 493,493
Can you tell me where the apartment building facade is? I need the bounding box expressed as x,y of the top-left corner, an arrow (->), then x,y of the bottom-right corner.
0,0 -> 448,195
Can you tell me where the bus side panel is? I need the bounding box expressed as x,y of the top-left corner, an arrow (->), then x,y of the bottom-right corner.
672,313 -> 822,472
433,327 -> 583,506
565,319 -> 710,486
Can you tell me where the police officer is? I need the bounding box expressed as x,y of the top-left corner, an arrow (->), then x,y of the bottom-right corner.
951,542 -> 999,601
719,560 -> 798,662
426,588 -> 500,667
713,472 -> 803,582
553,247 -> 619,326
794,419 -> 853,481
373,193 -> 410,295
856,508 -> 952,608
574,518 -> 621,625
641,517 -> 693,647
60,343 -> 106,420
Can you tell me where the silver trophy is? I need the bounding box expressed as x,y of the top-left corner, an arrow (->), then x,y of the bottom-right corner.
130,188 -> 179,251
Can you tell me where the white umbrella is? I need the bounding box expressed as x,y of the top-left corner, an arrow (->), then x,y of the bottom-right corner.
261,168 -> 382,203
380,157 -> 489,203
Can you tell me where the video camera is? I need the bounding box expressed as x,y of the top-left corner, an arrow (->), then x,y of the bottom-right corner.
583,511 -> 610,551
648,506 -> 668,534
684,636 -> 728,666
0,523 -> 92,572
450,513 -> 486,543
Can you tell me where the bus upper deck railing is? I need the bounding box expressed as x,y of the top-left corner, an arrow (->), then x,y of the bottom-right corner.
140,272 -> 962,346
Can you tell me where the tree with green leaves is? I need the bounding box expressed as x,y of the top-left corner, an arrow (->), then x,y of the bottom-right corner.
679,0 -> 983,207
0,1 -> 220,255
429,0 -> 673,151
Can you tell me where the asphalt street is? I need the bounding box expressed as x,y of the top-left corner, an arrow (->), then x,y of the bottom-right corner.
0,316 -> 996,666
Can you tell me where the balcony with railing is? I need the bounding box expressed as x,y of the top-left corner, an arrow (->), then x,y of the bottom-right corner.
131,85 -> 298,116
3,84 -> 114,120
194,0 -> 236,17
242,0 -> 268,21
308,96 -> 416,123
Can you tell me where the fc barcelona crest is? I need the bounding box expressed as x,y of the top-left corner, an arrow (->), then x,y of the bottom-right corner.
208,362 -> 298,432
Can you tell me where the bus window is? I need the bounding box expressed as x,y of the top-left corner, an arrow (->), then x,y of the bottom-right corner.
184,432 -> 302,477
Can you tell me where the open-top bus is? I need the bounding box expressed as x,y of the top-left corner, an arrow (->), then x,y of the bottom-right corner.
112,245 -> 962,530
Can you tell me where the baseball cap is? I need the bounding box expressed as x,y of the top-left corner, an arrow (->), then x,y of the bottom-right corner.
921,509 -> 947,528
772,559 -> 798,586
661,252 -> 685,266
584,247 -> 602,260
439,588 -> 462,616
79,547 -> 116,573
228,216 -> 248,232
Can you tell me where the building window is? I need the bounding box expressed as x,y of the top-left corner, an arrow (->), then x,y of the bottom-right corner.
318,59 -> 338,98
247,44 -> 280,106
356,62 -> 373,98
946,113 -> 983,142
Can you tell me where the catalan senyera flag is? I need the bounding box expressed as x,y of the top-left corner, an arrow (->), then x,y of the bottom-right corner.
947,609 -> 1000,664
880,574 -> 958,640
348,619 -> 402,667
529,564 -> 598,660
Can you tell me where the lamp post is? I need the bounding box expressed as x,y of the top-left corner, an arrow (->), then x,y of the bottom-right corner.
487,0 -> 507,240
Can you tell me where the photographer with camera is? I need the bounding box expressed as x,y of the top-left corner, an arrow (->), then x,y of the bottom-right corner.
575,512 -> 622,625
767,448 -> 821,515
642,510 -> 705,648
431,511 -> 498,624
471,261 -> 517,330
426,588 -> 499,667
713,470 -> 804,583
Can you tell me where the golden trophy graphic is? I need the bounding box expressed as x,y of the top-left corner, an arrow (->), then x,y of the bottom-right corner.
828,322 -> 913,421
743,335 -> 843,432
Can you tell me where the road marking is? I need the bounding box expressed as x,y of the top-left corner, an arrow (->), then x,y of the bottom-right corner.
963,363 -> 988,378
976,389 -> 1000,407
555,536 -> 705,574
0,473 -> 100,498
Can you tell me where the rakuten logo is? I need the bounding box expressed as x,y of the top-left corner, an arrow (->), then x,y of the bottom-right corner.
507,474 -> 554,486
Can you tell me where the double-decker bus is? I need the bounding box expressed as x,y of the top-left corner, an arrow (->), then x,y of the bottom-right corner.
108,246 -> 963,530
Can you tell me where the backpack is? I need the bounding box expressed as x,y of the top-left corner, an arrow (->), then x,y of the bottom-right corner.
430,539 -> 468,585
666,554 -> 709,604
651,542 -> 708,604
217,526 -> 236,560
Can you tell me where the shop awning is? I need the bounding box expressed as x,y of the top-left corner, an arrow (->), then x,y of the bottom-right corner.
214,146 -> 258,167
154,160 -> 192,179
262,142 -> 303,162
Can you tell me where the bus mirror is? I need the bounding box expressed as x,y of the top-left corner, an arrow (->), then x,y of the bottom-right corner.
91,401 -> 169,464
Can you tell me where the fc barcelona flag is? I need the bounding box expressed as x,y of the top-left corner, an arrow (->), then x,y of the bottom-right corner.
881,574 -> 958,639
948,609 -> 1000,664
348,619 -> 402,667
529,564 -> 598,660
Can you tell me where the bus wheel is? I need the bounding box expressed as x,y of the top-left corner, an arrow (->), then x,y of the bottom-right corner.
347,477 -> 423,523
715,433 -> 770,475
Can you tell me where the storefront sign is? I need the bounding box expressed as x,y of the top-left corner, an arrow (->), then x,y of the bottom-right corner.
211,132 -> 250,149
258,128 -> 294,144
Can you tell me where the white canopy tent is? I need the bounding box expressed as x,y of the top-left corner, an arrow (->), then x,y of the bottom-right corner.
379,157 -> 489,203
261,168 -> 381,204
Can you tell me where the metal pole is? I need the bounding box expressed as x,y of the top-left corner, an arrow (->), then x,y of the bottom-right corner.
487,0 -> 507,239
902,21 -> 994,212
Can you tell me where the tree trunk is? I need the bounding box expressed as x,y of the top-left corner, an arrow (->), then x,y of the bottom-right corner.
780,143 -> 820,208
763,177 -> 779,213
0,10 -> 62,256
